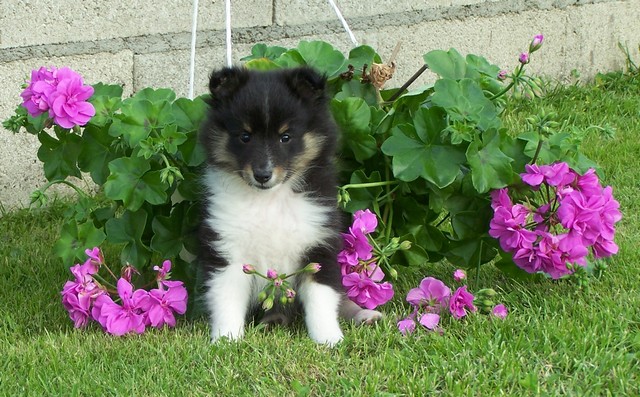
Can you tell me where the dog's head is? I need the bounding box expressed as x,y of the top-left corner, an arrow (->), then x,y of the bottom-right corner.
201,67 -> 335,190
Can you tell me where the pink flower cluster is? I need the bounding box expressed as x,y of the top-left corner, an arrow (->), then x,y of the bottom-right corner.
339,209 -> 394,309
61,248 -> 187,335
20,66 -> 95,128
398,271 -> 508,335
490,162 -> 621,279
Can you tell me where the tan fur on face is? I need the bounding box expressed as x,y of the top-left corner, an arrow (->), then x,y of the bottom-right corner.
210,132 -> 238,169
241,164 -> 286,189
292,133 -> 325,171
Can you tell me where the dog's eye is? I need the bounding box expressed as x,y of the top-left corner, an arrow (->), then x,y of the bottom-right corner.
280,134 -> 291,143
240,132 -> 251,143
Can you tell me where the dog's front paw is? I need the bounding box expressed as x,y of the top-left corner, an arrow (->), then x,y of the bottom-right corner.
210,326 -> 244,344
309,328 -> 344,347
353,309 -> 383,325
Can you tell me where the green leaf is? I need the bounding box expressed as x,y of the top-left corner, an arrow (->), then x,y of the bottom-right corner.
172,97 -> 207,132
36,130 -> 83,181
392,233 -> 430,267
424,49 -> 467,79
160,124 -> 188,154
104,157 -> 168,211
275,49 -> 306,68
177,130 -> 206,167
334,80 -> 379,106
244,58 -> 282,71
54,220 -> 106,265
151,201 -> 200,257
342,170 -> 383,213
445,237 -> 497,269
494,251 -> 543,281
347,45 -> 382,72
89,95 -> 122,127
77,124 -> 119,185
105,209 -> 152,267
381,108 -> 465,187
466,129 -> 515,193
91,83 -> 124,99
109,99 -> 175,147
295,41 -> 347,77
330,98 -> 377,162
240,43 -> 287,61
130,87 -> 176,104
432,78 -> 500,132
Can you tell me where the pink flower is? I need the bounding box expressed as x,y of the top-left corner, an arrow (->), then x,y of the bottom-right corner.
489,205 -> 537,251
490,188 -> 512,210
492,304 -> 508,319
449,286 -> 476,319
84,247 -> 104,266
154,260 -> 172,280
304,262 -> 322,273
352,209 -> 378,234
266,268 -> 278,280
529,34 -> 544,53
20,66 -> 57,117
242,264 -> 255,274
397,317 -> 416,335
497,70 -> 508,81
285,289 -> 296,299
453,269 -> 466,282
138,283 -> 188,329
519,53 -> 530,65
91,278 -> 147,336
342,272 -> 394,310
47,67 -> 95,128
418,313 -> 440,330
406,277 -> 450,311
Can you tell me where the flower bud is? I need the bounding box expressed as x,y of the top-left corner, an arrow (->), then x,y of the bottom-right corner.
453,269 -> 466,282
387,267 -> 398,280
258,291 -> 267,302
274,278 -> 283,288
519,52 -> 530,65
529,34 -> 544,53
121,264 -> 139,283
476,288 -> 497,298
304,262 -> 322,274
280,295 -> 289,305
399,240 -> 412,251
285,288 -> 296,299
262,296 -> 274,311
266,268 -> 278,279
242,264 -> 255,274
497,70 -> 508,81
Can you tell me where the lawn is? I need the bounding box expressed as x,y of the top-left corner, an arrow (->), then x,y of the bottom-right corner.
1,71 -> 639,396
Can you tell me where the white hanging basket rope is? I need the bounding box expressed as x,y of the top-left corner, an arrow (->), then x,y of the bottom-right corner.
187,0 -> 358,98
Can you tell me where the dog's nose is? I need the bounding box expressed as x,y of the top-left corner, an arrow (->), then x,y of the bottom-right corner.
253,169 -> 272,184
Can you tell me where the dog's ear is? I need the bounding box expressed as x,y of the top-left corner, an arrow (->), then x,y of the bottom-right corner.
285,67 -> 327,103
207,67 -> 249,105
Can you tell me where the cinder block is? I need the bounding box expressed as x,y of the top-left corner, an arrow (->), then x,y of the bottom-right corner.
0,0 -> 272,49
0,51 -> 134,209
274,0 -> 451,26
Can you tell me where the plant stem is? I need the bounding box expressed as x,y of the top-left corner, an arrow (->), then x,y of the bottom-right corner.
39,179 -> 90,198
475,240 -> 484,289
340,180 -> 399,191
386,64 -> 429,102
490,64 -> 524,100
530,138 -> 544,164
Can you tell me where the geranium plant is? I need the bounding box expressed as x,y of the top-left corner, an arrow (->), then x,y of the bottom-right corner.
3,34 -> 620,317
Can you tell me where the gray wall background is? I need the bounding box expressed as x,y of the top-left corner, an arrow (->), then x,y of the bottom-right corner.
1,0 -> 639,209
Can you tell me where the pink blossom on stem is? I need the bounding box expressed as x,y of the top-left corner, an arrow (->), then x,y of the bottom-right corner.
138,283 -> 188,329
91,278 -> 147,336
342,272 -> 394,310
47,67 -> 95,128
489,205 -> 537,252
529,34 -> 544,53
20,66 -> 57,117
453,269 -> 467,282
519,53 -> 530,65
266,268 -> 278,280
352,209 -> 378,234
397,317 -> 416,336
154,260 -> 172,280
449,286 -> 477,319
405,277 -> 450,311
492,304 -> 508,319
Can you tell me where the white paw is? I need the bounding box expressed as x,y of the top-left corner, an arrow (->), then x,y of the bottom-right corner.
210,326 -> 244,343
310,329 -> 344,347
353,309 -> 383,325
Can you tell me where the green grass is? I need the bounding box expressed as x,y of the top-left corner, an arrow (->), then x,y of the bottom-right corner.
2,71 -> 639,396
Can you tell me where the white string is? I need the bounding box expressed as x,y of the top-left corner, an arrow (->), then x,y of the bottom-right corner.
327,0 -> 358,47
225,0 -> 233,67
188,0 -> 199,99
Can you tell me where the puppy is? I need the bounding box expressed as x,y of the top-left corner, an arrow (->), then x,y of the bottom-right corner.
198,66 -> 381,345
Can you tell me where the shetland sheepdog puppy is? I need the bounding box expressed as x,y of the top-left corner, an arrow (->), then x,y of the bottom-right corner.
198,66 -> 381,345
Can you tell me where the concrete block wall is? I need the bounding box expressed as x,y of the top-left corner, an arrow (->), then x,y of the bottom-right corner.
1,0 -> 639,209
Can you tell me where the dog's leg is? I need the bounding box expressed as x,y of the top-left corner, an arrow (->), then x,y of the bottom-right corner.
204,264 -> 252,343
297,280 -> 344,346
339,297 -> 383,325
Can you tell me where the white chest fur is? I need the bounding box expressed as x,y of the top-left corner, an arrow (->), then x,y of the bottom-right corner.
203,168 -> 334,275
